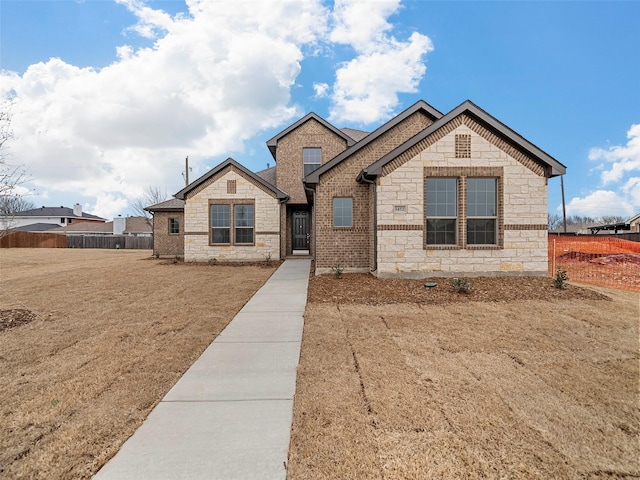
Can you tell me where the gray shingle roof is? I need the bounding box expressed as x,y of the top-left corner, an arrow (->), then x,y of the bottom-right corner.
11,223 -> 62,232
361,100 -> 566,180
145,198 -> 185,212
341,128 -> 370,142
255,166 -> 277,187
17,206 -> 105,220
305,100 -> 443,185
174,158 -> 288,201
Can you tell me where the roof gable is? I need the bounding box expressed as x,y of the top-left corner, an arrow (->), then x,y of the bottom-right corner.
174,158 -> 288,201
145,198 -> 185,212
16,206 -> 105,221
305,100 -> 443,185
361,100 -> 566,180
265,112 -> 356,159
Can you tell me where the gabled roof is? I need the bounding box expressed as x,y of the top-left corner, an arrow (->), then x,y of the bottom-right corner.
50,216 -> 152,234
627,213 -> 640,224
10,223 -> 61,232
265,112 -> 356,160
174,158 -> 288,201
360,100 -> 566,180
255,165 -> 277,186
145,198 -> 185,212
15,206 -> 105,221
341,128 -> 369,142
305,100 -> 443,185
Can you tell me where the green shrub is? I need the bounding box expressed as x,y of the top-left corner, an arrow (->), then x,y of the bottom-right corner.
451,277 -> 473,294
554,268 -> 569,289
331,263 -> 344,279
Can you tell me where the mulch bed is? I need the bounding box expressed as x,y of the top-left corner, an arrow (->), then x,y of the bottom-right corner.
308,274 -> 610,305
0,309 -> 39,333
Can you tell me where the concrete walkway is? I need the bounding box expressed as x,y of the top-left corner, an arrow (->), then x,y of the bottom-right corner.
94,259 -> 311,480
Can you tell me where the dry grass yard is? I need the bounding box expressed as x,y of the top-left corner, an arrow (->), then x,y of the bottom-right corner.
0,248 -> 276,479
289,276 -> 640,479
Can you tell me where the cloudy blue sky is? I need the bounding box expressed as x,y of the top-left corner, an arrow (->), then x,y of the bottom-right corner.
1,0 -> 638,220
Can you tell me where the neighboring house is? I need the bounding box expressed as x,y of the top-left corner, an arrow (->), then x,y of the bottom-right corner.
626,213 -> 640,233
144,199 -> 185,257
50,216 -> 152,236
1,204 -> 106,231
148,99 -> 566,277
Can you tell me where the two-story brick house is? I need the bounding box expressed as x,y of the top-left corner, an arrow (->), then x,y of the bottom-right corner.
146,99 -> 565,277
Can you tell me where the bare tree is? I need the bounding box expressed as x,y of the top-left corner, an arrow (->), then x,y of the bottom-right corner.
130,186 -> 168,227
0,104 -> 30,237
548,212 -> 563,231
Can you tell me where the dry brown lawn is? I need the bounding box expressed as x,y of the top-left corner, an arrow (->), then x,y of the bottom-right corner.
0,248 -> 276,479
289,276 -> 640,479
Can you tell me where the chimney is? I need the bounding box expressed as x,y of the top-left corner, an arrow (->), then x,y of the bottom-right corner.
73,203 -> 82,217
113,215 -> 126,235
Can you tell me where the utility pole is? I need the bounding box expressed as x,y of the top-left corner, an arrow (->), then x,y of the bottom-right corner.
182,156 -> 191,187
560,175 -> 567,233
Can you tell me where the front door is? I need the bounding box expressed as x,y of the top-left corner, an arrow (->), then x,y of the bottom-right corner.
292,211 -> 310,250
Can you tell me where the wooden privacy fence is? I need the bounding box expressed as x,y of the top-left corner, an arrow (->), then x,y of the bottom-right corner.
0,231 -> 67,248
67,235 -> 153,250
549,234 -> 640,292
0,232 -> 152,249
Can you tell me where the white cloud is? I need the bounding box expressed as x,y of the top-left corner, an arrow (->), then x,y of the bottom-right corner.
326,0 -> 433,124
565,124 -> 640,218
313,82 -> 329,98
589,123 -> 640,184
565,190 -> 634,218
0,0 -> 433,218
0,0 -> 329,218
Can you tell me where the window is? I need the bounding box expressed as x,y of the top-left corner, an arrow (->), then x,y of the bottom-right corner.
425,178 -> 457,245
234,204 -> 254,244
333,197 -> 353,227
303,148 -> 322,176
210,202 -> 254,245
169,217 -> 180,234
467,178 -> 497,245
211,204 -> 230,244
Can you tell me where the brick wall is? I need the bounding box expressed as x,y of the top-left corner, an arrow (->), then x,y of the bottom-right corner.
152,211 -> 184,257
275,119 -> 348,204
183,168 -> 280,262
314,111 -> 434,273
376,123 -> 549,277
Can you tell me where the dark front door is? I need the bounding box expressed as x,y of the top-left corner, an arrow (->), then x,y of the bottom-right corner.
293,211 -> 310,250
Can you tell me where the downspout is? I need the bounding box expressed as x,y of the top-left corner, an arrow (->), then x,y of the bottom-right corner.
303,183 -> 316,263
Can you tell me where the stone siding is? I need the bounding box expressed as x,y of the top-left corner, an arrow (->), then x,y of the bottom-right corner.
376,123 -> 549,277
152,211 -> 184,257
315,111 -> 434,272
183,169 -> 280,262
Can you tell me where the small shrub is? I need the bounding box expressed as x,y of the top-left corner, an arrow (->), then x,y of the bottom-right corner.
451,277 -> 473,294
264,252 -> 272,263
172,256 -> 180,265
331,263 -> 344,279
208,257 -> 218,265
554,268 -> 569,289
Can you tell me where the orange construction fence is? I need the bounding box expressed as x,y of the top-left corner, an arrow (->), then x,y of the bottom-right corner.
548,235 -> 640,292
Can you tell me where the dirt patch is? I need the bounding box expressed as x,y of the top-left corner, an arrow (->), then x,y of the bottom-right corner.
0,248 -> 276,479
288,283 -> 639,479
0,309 -> 39,333
309,273 -> 610,305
